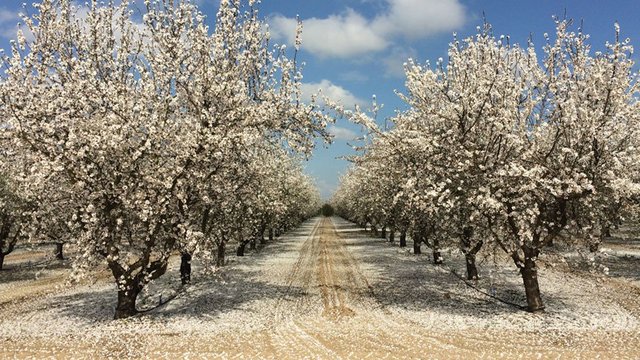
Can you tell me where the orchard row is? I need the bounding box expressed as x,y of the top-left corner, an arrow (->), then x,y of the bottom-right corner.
0,0 -> 327,319
333,20 -> 640,312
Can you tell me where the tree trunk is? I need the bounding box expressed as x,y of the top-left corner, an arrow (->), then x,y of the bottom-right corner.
465,253 -> 478,280
399,231 -> 407,248
432,238 -> 443,264
461,227 -> 481,280
236,242 -> 246,256
372,226 -> 379,237
0,253 -> 4,270
432,250 -> 443,264
249,238 -> 257,251
413,238 -> 421,255
521,256 -> 545,312
381,226 -> 387,239
389,230 -> 395,243
114,287 -> 140,319
259,229 -> 267,244
269,228 -> 274,241
180,252 -> 192,285
55,243 -> 64,260
216,241 -> 226,267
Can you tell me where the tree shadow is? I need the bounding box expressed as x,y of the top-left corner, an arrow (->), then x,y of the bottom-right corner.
44,269 -> 306,325
41,222 -> 316,324
333,217 -> 578,319
0,260 -> 71,284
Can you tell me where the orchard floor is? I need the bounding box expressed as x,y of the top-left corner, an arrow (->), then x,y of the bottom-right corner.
1,217 -> 639,359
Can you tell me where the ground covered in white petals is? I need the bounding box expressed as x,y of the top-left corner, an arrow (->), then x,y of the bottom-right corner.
1,217 -> 639,359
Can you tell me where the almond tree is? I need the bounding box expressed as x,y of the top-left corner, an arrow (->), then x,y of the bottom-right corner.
481,20 -> 640,311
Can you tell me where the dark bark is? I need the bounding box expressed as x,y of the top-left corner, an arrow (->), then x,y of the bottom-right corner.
372,226 -> 379,237
465,253 -> 479,280
389,230 -> 395,243
432,237 -> 443,264
249,238 -> 257,251
399,231 -> 407,248
413,237 -> 422,255
381,226 -> 387,239
109,258 -> 168,319
432,250 -> 443,264
236,242 -> 246,256
216,241 -> 226,267
55,243 -> 64,260
114,287 -> 140,319
0,220 -> 18,270
180,252 -> 192,285
269,228 -> 274,241
461,227 -> 481,280
520,255 -> 545,312
259,225 -> 267,244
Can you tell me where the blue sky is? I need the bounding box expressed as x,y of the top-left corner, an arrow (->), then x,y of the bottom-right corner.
1,0 -> 639,199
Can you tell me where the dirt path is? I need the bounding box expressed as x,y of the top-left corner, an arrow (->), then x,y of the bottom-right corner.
1,217 -> 639,359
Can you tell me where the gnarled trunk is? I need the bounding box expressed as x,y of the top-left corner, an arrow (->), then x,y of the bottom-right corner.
180,252 -> 192,285
109,256 -> 168,319
399,231 -> 407,248
114,287 -> 140,319
55,243 -> 64,260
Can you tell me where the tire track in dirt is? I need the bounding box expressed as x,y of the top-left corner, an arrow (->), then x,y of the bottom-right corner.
267,217 -> 463,358
316,217 -> 378,319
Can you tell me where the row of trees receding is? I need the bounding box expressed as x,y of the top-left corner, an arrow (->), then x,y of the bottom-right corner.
0,0 -> 327,319
333,20 -> 640,312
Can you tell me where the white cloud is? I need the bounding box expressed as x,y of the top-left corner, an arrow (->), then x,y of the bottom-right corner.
270,9 -> 388,58
0,8 -> 20,40
270,0 -> 466,58
372,0 -> 466,39
339,70 -> 369,83
300,79 -> 368,109
328,125 -> 358,141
